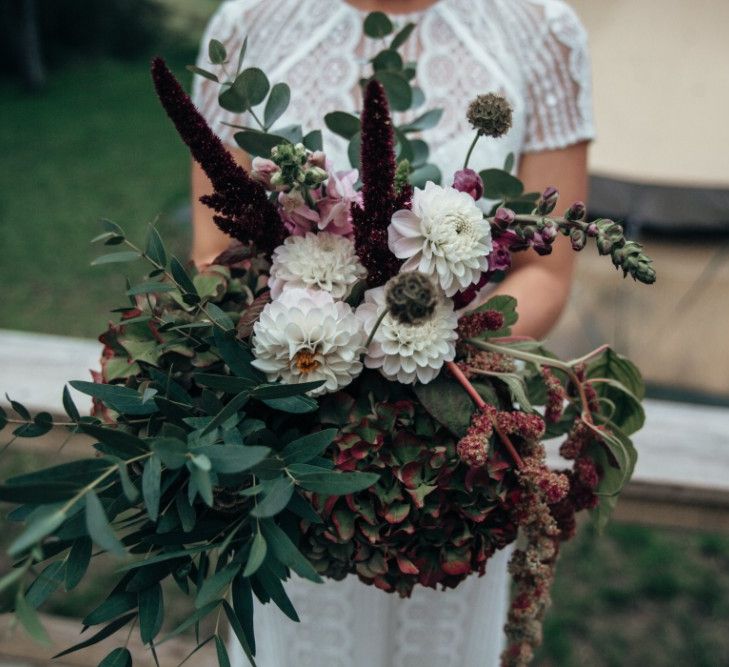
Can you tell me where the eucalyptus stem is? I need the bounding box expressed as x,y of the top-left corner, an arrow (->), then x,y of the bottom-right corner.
463,131 -> 481,170
60,452 -> 152,514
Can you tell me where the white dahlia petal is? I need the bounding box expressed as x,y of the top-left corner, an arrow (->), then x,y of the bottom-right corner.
251,287 -> 365,396
268,232 -> 366,300
387,182 -> 492,296
355,287 -> 458,386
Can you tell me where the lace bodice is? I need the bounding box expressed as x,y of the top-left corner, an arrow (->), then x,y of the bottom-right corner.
192,0 -> 594,184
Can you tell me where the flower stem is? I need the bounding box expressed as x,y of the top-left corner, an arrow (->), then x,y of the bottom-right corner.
463,131 -> 481,170
364,309 -> 388,349
446,361 -> 524,469
464,339 -> 596,425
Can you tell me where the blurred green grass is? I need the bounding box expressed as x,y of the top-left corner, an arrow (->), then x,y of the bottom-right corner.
0,54 -> 196,338
535,522 -> 729,666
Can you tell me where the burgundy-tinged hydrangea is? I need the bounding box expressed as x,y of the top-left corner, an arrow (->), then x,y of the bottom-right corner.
352,79 -> 407,286
301,395 -> 519,597
151,58 -> 285,257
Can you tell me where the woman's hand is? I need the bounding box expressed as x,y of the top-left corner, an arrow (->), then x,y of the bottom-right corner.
488,141 -> 590,339
190,147 -> 252,270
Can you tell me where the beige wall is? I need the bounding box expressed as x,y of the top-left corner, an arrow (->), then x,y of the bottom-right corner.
571,0 -> 729,187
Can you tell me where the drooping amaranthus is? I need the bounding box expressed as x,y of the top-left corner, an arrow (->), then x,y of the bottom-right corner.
151,58 -> 285,258
352,79 -> 411,286
501,438 -> 568,667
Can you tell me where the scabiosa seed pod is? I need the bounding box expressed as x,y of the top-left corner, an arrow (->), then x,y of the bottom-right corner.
565,200 -> 586,222
384,271 -> 438,325
452,168 -> 484,200
536,186 -> 559,215
466,93 -> 513,138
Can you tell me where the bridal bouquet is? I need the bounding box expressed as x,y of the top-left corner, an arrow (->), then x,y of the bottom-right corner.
0,13 -> 654,667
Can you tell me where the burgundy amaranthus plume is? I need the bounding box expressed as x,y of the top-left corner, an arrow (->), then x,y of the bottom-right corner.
352,79 -> 411,286
150,58 -> 284,258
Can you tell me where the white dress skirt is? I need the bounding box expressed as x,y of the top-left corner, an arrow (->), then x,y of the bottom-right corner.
231,545 -> 514,667
192,2 -> 595,664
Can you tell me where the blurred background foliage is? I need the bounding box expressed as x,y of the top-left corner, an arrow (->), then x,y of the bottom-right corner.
1,2 -> 728,666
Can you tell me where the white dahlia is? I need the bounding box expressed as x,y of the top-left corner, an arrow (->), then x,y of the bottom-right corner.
388,181 -> 492,296
355,287 -> 458,385
268,231 -> 366,299
251,287 -> 365,395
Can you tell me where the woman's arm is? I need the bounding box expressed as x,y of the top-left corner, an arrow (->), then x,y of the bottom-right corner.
489,141 -> 589,339
190,148 -> 252,269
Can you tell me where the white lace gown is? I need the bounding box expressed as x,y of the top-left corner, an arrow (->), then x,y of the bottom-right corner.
191,2 -> 594,665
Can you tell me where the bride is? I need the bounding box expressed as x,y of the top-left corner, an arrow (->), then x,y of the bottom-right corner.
190,1 -> 593,665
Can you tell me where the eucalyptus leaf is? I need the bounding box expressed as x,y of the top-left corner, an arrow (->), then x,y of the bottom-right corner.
234,129 -> 289,158
26,560 -> 65,608
391,22 -> 416,49
142,455 -> 162,522
264,82 -> 291,129
400,108 -> 443,133
145,226 -> 167,267
53,612 -> 136,658
91,251 -> 141,266
243,531 -> 267,577
85,491 -> 125,557
195,563 -> 240,609
408,163 -> 441,188
138,582 -> 164,644
70,381 -> 158,416
302,129 -> 323,151
9,505 -> 67,557
260,519 -> 322,583
99,647 -> 132,667
375,70 -> 412,111
281,429 -> 338,465
364,11 -> 393,37
186,65 -> 218,82
65,537 -> 92,591
324,111 -> 360,140
250,478 -> 294,518
480,168 -> 524,200
16,593 -> 51,645
208,39 -> 227,64
196,444 -> 270,474
291,470 -> 379,496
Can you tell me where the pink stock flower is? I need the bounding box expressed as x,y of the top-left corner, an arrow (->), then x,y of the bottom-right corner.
250,156 -> 280,190
452,168 -> 484,200
317,168 -> 362,237
278,190 -> 321,236
488,234 -> 515,271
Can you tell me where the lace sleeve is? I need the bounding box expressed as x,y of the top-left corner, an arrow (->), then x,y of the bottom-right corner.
521,2 -> 594,153
191,1 -> 251,147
